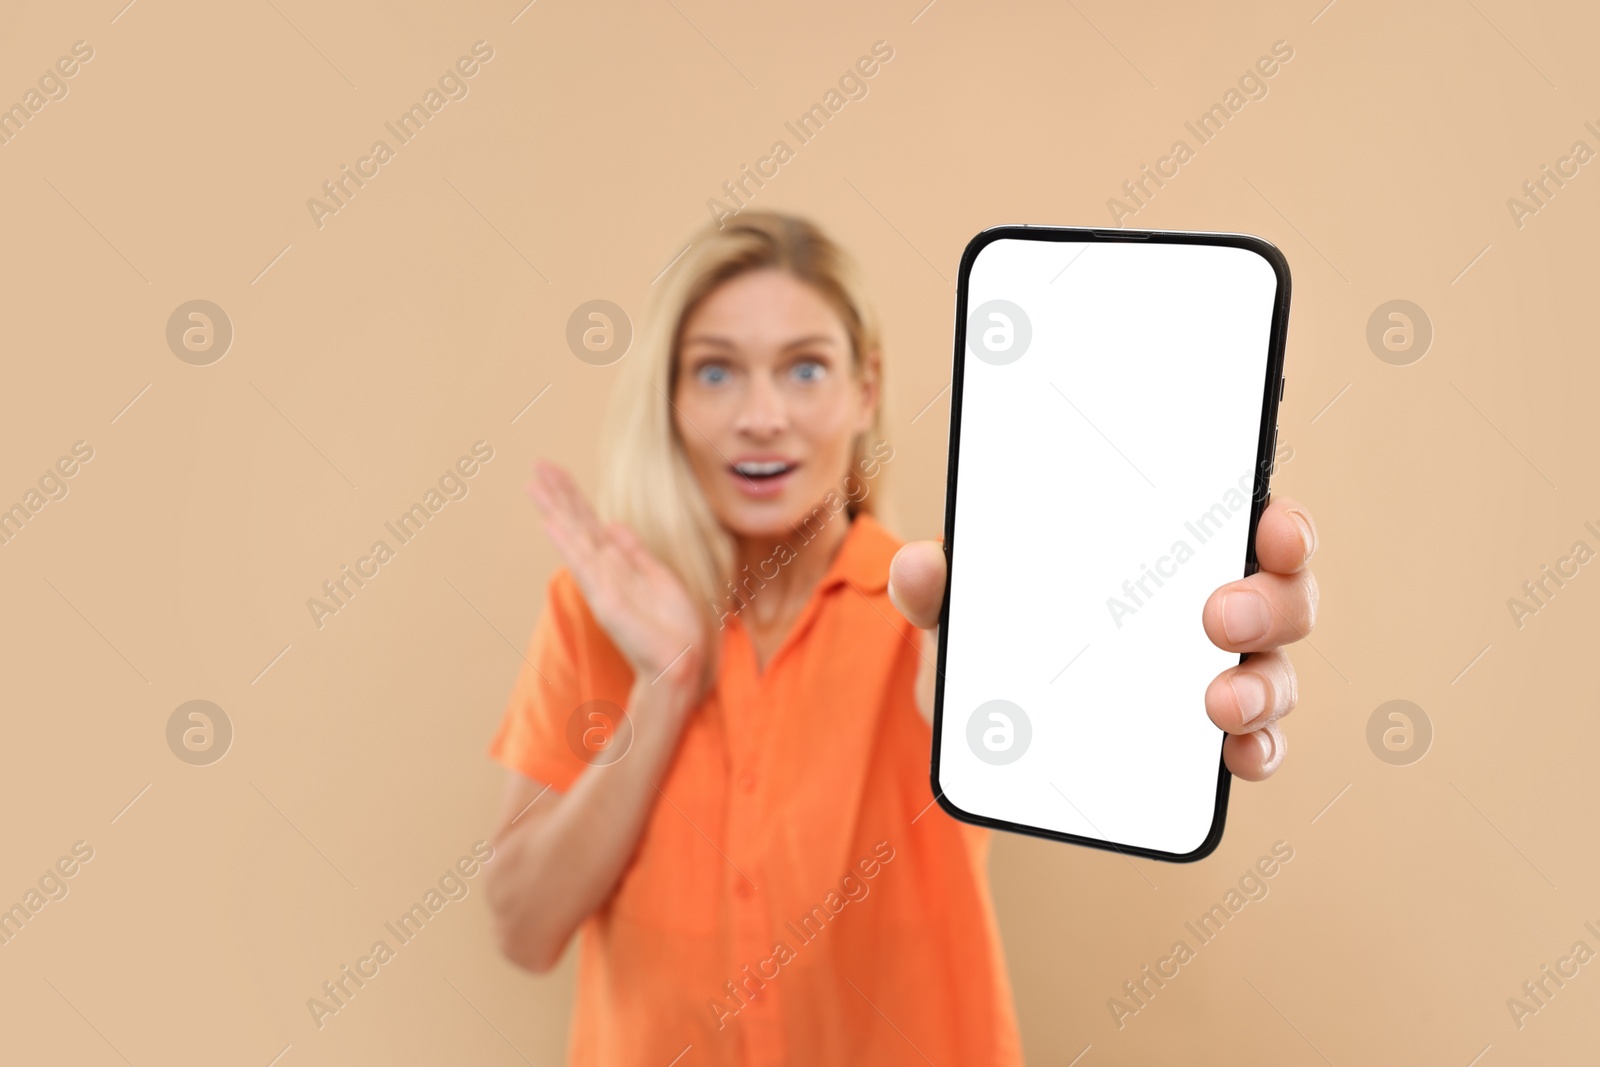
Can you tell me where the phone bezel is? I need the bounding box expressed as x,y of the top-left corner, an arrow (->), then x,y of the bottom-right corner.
930,224 -> 1292,864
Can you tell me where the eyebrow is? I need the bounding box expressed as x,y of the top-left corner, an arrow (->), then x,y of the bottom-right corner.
681,333 -> 842,351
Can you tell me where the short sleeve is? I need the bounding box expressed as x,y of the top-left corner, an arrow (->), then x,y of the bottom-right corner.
486,568 -> 631,793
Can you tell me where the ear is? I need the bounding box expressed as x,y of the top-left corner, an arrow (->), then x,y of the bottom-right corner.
855,346 -> 882,434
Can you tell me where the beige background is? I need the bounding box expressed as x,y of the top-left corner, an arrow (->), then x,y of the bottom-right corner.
1,0 -> 1595,1063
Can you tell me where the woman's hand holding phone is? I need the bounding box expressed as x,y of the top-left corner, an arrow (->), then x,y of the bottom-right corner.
526,460 -> 706,694
1196,493 -> 1318,781
889,495 -> 1319,783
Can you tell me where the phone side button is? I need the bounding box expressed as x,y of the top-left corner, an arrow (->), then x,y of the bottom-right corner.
1268,425 -> 1279,476
1279,376 -> 1286,402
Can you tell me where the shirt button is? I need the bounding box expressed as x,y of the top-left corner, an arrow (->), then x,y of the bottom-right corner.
734,880 -> 753,900
738,772 -> 757,793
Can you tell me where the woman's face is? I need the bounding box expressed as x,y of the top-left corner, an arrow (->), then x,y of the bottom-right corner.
673,268 -> 878,541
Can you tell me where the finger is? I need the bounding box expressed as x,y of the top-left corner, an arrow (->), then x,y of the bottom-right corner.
1222,721 -> 1286,781
606,520 -> 645,561
1204,649 -> 1298,734
549,463 -> 606,535
525,460 -> 565,519
605,521 -> 657,579
540,506 -> 600,589
537,461 -> 603,557
1201,569 -> 1318,653
524,472 -> 551,514
530,462 -> 612,586
532,481 -> 591,567
888,541 -> 947,630
527,460 -> 567,519
1254,494 -> 1317,575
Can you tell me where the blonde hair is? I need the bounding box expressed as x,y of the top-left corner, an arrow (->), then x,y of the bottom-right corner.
597,211 -> 887,630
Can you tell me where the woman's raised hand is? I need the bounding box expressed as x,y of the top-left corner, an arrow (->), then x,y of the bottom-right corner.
526,460 -> 705,691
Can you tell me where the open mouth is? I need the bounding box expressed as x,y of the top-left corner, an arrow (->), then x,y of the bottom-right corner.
729,459 -> 799,498
732,460 -> 796,480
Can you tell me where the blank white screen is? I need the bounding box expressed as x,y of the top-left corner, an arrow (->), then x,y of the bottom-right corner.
938,235 -> 1280,858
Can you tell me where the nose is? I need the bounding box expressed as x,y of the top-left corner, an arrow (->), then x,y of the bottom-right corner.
733,370 -> 789,439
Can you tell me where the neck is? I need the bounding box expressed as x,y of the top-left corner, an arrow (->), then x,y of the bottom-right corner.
731,507 -> 856,630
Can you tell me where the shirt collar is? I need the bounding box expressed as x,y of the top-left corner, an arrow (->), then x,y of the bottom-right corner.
816,511 -> 899,596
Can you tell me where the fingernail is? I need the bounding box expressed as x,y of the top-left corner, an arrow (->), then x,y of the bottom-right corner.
1230,673 -> 1268,726
1288,509 -> 1316,562
1222,591 -> 1271,644
1256,729 -> 1275,764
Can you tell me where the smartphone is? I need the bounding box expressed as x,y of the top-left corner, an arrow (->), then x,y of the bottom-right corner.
930,225 -> 1290,862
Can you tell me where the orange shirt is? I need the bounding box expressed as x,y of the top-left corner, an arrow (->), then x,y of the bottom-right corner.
489,513 -> 1022,1066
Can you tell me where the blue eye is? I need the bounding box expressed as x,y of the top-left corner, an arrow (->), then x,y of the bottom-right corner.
792,359 -> 826,382
697,364 -> 729,385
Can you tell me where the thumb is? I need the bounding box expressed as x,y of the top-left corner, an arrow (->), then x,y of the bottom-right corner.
888,541 -> 947,630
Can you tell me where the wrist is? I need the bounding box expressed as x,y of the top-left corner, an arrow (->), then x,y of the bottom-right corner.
630,661 -> 703,722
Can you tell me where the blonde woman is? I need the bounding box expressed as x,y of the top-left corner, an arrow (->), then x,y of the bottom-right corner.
485,211 -> 1319,1065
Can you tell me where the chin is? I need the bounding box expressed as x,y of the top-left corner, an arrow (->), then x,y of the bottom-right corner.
717,507 -> 804,542
714,492 -> 842,543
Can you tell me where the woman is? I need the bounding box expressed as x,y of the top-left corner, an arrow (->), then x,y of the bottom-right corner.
485,212 -> 1319,1065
